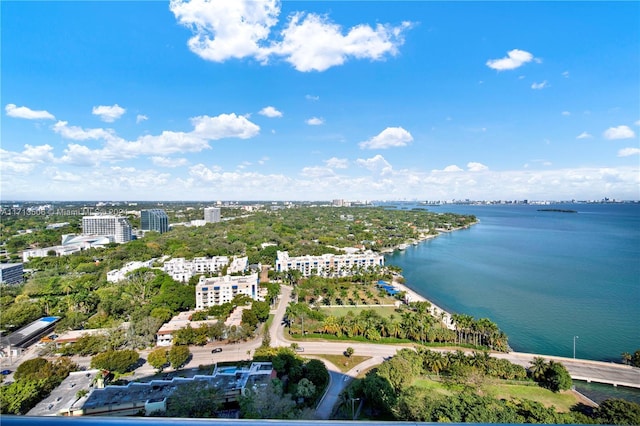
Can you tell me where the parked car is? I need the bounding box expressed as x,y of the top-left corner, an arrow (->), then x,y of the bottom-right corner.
211,348 -> 223,353
1,370 -> 11,375
294,347 -> 304,352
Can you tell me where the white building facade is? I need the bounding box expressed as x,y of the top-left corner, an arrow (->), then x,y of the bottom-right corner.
196,273 -> 260,309
162,256 -> 229,283
275,250 -> 384,278
82,215 -> 132,243
107,260 -> 156,283
203,207 -> 221,223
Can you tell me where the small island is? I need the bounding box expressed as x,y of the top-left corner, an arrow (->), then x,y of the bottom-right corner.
537,208 -> 578,213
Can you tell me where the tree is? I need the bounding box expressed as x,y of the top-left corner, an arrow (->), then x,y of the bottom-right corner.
528,357 -> 548,381
164,381 -> 222,418
239,380 -> 297,419
90,349 -> 139,374
14,358 -> 48,380
168,345 -> 190,370
541,360 -> 572,392
595,398 -> 640,425
295,378 -> 317,400
345,347 -> 354,358
304,359 -> 329,389
147,348 -> 169,372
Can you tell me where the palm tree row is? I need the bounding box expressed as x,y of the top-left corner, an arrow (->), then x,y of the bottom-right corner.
450,313 -> 509,352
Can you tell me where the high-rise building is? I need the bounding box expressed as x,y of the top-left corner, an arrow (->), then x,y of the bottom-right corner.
204,207 -> 221,223
0,263 -> 24,285
140,209 -> 169,233
82,215 -> 132,243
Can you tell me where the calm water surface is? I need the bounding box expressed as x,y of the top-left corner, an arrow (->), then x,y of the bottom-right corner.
385,203 -> 640,362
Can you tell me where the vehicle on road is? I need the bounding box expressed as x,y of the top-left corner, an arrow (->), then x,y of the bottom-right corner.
1,370 -> 11,375
294,347 -> 304,352
211,348 -> 223,353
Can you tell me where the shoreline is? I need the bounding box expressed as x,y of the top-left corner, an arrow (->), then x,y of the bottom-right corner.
383,223 -> 479,330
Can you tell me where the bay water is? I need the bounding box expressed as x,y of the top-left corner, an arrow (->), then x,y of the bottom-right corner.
385,203 -> 640,362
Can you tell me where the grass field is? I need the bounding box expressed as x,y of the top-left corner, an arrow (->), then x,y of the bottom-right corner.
311,354 -> 372,373
483,382 -> 581,412
413,377 -> 581,413
319,305 -> 399,318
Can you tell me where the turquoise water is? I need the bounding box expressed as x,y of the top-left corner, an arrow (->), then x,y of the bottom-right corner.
385,203 -> 640,362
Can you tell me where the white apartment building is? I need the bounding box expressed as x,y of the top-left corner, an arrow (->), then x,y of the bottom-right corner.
195,273 -> 260,309
162,256 -> 229,283
82,215 -> 132,243
204,207 -> 221,223
275,250 -> 384,278
107,260 -> 155,283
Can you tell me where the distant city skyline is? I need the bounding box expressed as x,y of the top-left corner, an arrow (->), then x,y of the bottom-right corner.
2,1 -> 639,201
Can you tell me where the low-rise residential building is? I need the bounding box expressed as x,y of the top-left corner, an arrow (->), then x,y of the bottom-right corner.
162,256 -> 229,283
195,272 -> 260,310
0,316 -> 60,358
22,235 -> 112,262
155,311 -> 219,347
63,363 -> 274,417
106,260 -> 156,283
275,250 -> 384,278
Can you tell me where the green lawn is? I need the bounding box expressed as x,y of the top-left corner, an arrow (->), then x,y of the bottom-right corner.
483,382 -> 581,412
413,377 -> 581,413
312,354 -> 372,373
319,305 -> 399,319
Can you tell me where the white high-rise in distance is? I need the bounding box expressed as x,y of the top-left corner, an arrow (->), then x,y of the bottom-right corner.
82,215 -> 132,243
204,207 -> 221,223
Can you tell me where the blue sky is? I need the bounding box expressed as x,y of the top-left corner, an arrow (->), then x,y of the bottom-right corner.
2,1 -> 639,201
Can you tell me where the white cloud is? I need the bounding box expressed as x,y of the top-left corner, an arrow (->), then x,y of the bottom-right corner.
306,117 -> 324,125
355,154 -> 393,175
152,156 -> 189,167
603,125 -> 635,140
52,121 -> 117,141
5,104 -> 55,120
170,0 -> 411,72
635,119 -> 640,126
439,165 -> 463,172
562,71 -> 570,78
467,162 -> 488,172
274,13 -> 412,72
486,49 -> 535,71
305,94 -> 319,101
561,111 -> 571,116
300,166 -> 336,178
92,104 -> 126,122
531,80 -> 548,90
359,126 -> 413,149
136,114 -> 148,123
59,144 -> 102,166
325,157 -> 349,169
618,147 -> 640,157
113,131 -> 210,156
576,132 -> 592,139
191,113 -> 260,139
259,106 -> 283,118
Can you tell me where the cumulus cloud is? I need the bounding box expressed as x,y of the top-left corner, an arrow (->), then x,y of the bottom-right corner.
467,162 -> 488,172
359,126 -> 413,149
59,144 -> 102,166
603,125 -> 635,140
152,156 -> 189,167
618,147 -> 640,157
170,0 -> 411,72
259,106 -> 283,118
305,94 -> 319,101
300,166 -> 336,178
325,157 -> 349,169
306,117 -> 324,125
53,121 -> 117,141
136,114 -> 148,123
561,111 -> 571,116
562,71 -> 570,78
486,49 -> 535,71
531,80 -> 548,90
191,113 -> 260,139
92,104 -> 126,122
576,132 -> 592,139
440,165 -> 463,172
356,154 -> 393,175
5,104 -> 55,120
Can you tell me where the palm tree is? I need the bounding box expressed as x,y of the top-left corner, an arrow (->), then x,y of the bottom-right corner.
528,357 -> 548,381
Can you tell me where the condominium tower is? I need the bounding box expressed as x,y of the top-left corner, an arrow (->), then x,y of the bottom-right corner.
82,215 -> 132,243
140,209 -> 169,234
204,207 -> 221,223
